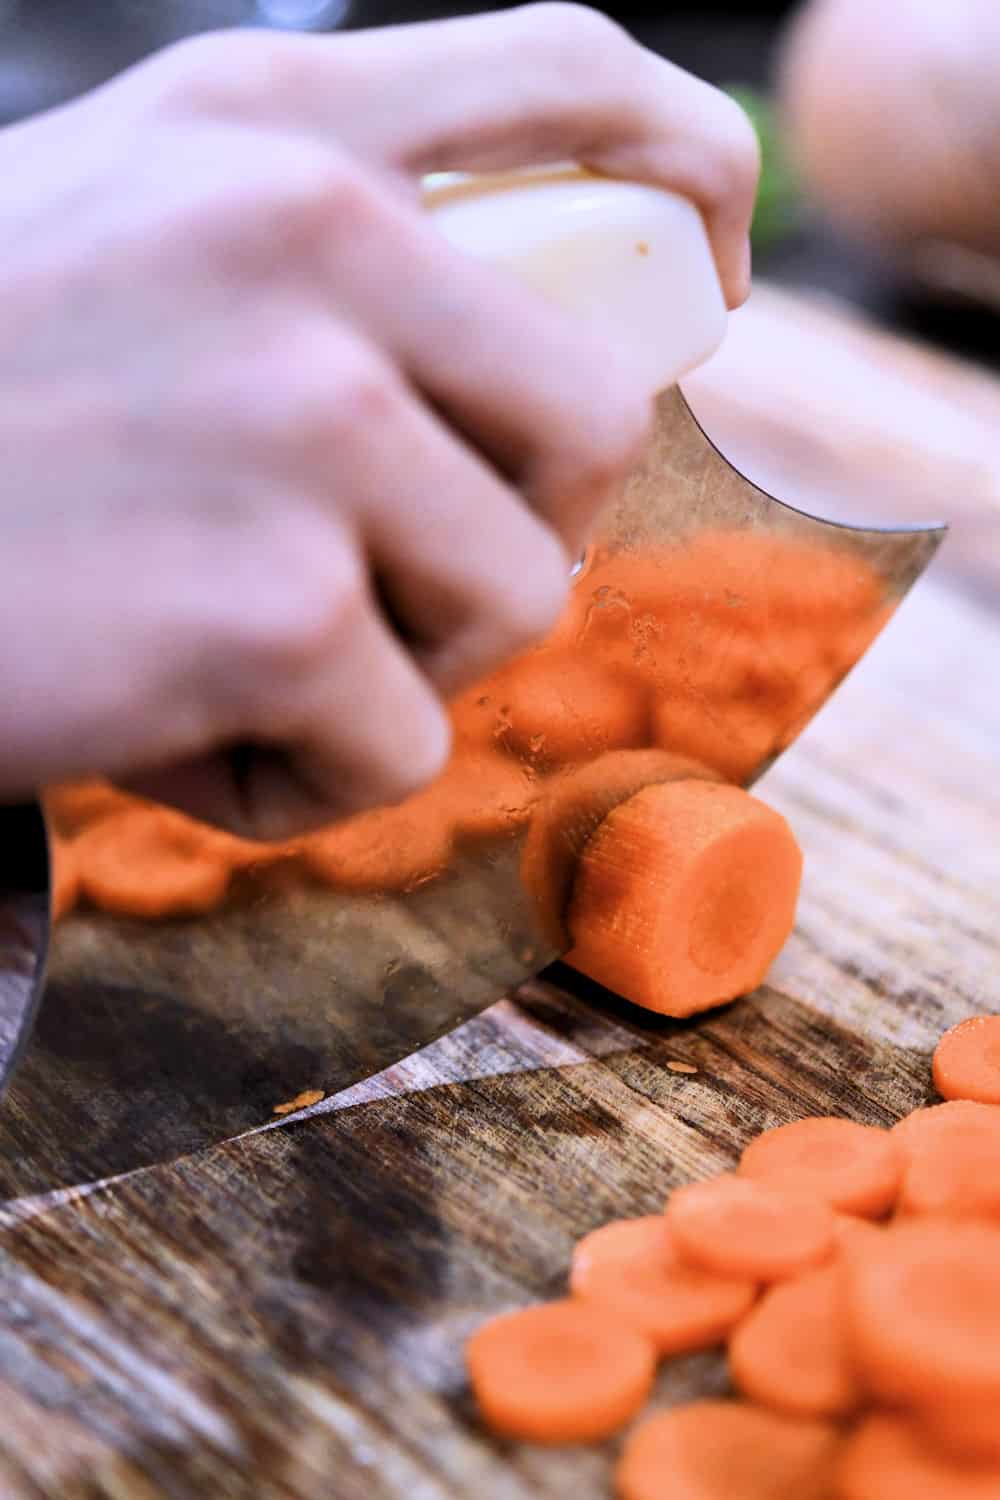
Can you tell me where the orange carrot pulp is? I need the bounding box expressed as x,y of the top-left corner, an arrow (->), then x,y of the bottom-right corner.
565,781 -> 803,1017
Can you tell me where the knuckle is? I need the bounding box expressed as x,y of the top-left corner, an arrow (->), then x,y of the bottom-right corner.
284,159 -> 383,249
145,31 -> 351,125
322,348 -> 404,451
518,2 -> 624,52
201,157 -> 373,274
254,340 -> 401,461
145,32 -> 252,117
243,553 -> 370,688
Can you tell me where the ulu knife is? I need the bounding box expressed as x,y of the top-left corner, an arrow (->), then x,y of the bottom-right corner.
0,170 -> 943,1168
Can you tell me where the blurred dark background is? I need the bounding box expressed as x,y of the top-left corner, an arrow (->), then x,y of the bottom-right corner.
0,0 -> 994,362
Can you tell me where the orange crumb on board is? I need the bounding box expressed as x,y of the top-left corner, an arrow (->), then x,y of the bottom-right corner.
272,1089 -> 324,1116
667,1061 -> 699,1075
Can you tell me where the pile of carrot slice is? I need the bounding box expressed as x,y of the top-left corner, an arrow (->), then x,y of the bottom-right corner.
43,529 -> 884,928
466,1024 -> 1000,1497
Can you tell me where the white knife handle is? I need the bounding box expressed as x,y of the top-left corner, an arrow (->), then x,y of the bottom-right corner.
423,166 -> 727,395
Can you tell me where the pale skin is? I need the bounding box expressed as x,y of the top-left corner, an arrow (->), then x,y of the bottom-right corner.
780,0 -> 1000,259
0,3 -> 758,839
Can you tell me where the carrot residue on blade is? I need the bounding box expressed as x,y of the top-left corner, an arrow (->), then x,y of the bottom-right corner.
569,1215 -> 757,1355
841,1219 -> 1000,1412
728,1264 -> 860,1418
665,1174 -> 836,1283
75,808 -> 231,919
488,649 -> 650,767
565,781 -> 803,1018
422,748 -> 540,844
465,1300 -> 656,1444
615,1400 -> 841,1500
519,748 -> 720,951
837,1414 -> 1000,1500
738,1116 -> 903,1218
932,1015 -> 1000,1105
300,796 -> 453,893
651,694 -> 781,785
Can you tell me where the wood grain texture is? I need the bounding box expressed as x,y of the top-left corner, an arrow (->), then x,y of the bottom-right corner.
0,289 -> 998,1496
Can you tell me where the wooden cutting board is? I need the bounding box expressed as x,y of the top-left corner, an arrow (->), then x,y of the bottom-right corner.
1,285 -> 999,1498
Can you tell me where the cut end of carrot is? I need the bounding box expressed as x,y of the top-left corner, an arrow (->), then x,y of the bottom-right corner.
615,1400 -> 841,1500
566,781 -> 803,1017
519,748 -> 721,951
738,1116 -> 903,1219
466,1299 -> 656,1444
933,1015 -> 1000,1106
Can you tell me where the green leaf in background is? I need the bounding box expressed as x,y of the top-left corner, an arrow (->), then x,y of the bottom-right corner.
724,84 -> 802,255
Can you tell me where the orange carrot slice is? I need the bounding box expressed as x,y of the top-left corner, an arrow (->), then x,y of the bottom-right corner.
933,1016 -> 1000,1105
738,1116 -> 903,1218
565,781 -> 803,1017
896,1125 -> 1000,1221
466,1299 -> 656,1444
728,1264 -> 860,1418
665,1174 -> 836,1282
842,1219 -> 1000,1410
891,1099 -> 1000,1165
488,650 -> 650,767
519,749 -> 720,950
837,1414 -> 1000,1500
833,1214 -> 886,1255
925,1400 -> 1000,1466
569,1215 -> 757,1355
616,1400 -> 841,1500
76,808 -> 231,918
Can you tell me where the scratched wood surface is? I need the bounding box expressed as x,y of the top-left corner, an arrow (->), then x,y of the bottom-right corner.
1,287 -> 999,1498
